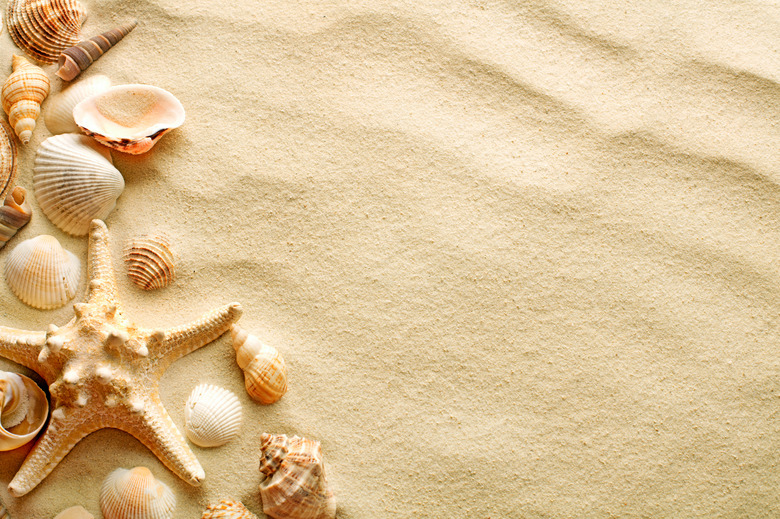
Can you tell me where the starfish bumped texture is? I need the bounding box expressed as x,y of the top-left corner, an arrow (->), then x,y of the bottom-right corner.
0,220 -> 242,496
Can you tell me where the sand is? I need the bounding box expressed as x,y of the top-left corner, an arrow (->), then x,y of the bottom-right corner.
1,0 -> 779,517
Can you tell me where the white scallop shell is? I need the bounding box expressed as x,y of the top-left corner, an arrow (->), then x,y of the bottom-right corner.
33,134 -> 125,236
45,75 -> 112,135
5,235 -> 81,309
100,467 -> 176,519
0,371 -> 49,451
184,384 -> 242,448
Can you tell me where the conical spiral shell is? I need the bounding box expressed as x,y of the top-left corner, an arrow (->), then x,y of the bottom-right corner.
184,384 -> 242,448
2,55 -> 50,144
0,186 -> 32,249
6,0 -> 87,64
45,74 -> 112,135
0,370 -> 49,451
100,467 -> 176,519
230,325 -> 288,404
56,21 -> 138,81
202,499 -> 259,519
0,120 -> 18,201
124,234 -> 176,290
33,133 -> 124,236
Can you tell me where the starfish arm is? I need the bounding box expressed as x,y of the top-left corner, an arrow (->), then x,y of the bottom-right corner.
85,220 -> 121,308
0,326 -> 46,371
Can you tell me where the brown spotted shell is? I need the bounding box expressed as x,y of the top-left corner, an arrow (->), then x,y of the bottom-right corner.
202,499 -> 259,519
123,234 -> 176,290
7,0 -> 87,64
0,186 -> 32,249
230,325 -> 288,405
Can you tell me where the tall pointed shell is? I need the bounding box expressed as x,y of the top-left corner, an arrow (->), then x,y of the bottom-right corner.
0,120 -> 18,201
73,84 -> 185,154
258,434 -> 336,519
231,325 -> 288,404
33,133 -> 124,236
2,55 -> 51,144
0,186 -> 32,249
6,0 -> 87,64
4,235 -> 81,309
54,506 -> 95,519
100,467 -> 176,519
184,384 -> 242,448
124,234 -> 176,290
57,21 -> 138,81
0,371 -> 49,451
202,500 -> 259,519
45,75 -> 112,135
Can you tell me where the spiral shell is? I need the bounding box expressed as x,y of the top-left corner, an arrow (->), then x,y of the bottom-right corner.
56,21 -> 138,81
6,0 -> 87,64
2,55 -> 51,144
230,325 -> 288,404
100,467 -> 176,519
45,75 -> 112,135
0,371 -> 49,451
0,186 -> 32,249
184,384 -> 242,448
33,133 -> 125,236
124,234 -> 176,290
4,235 -> 81,309
0,120 -> 18,201
53,506 -> 95,519
258,434 -> 336,519
202,500 -> 259,519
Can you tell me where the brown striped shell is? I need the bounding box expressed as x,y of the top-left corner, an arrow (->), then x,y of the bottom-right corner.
124,234 -> 176,290
56,21 -> 138,81
7,0 -> 87,64
202,499 -> 259,519
0,186 -> 32,249
0,118 -> 18,200
230,325 -> 288,405
2,55 -> 50,144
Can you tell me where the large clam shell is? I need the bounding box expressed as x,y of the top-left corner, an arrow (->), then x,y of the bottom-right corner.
2,55 -> 51,144
45,75 -> 112,135
6,0 -> 87,64
202,499 -> 259,519
231,325 -> 288,404
184,384 -> 242,448
56,21 -> 138,82
0,371 -> 49,451
0,186 -> 32,249
0,119 -> 18,201
100,467 -> 176,519
124,234 -> 176,290
33,133 -> 124,236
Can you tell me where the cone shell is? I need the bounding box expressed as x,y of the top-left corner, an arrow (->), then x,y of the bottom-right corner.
54,507 -> 95,519
231,325 -> 288,404
124,234 -> 176,290
0,120 -> 17,201
5,235 -> 80,309
0,186 -> 32,249
184,384 -> 242,448
56,21 -> 138,81
100,467 -> 176,519
202,500 -> 259,519
73,84 -> 185,154
0,371 -> 49,451
33,133 -> 124,236
45,74 -> 112,135
258,434 -> 336,519
2,55 -> 51,144
6,0 -> 87,64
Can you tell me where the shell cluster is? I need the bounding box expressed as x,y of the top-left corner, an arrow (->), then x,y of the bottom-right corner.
2,55 -> 50,144
53,506 -> 95,519
57,21 -> 138,81
45,75 -> 112,135
185,384 -> 242,448
0,186 -> 32,249
7,0 -> 87,64
231,325 -> 288,404
202,500 -> 259,519
100,467 -> 176,519
124,234 -> 176,290
0,370 -> 49,451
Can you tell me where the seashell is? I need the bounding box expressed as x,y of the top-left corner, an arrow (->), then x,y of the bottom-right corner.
4,234 -> 81,309
73,84 -> 185,154
45,74 -> 112,135
202,499 -> 259,519
0,370 -> 49,451
258,434 -> 336,519
2,55 -> 51,144
124,234 -> 176,290
0,186 -> 32,249
0,501 -> 7,519
54,506 -> 95,519
184,384 -> 242,448
0,120 -> 18,202
33,133 -> 124,236
56,21 -> 138,81
100,467 -> 176,519
231,325 -> 288,404
6,0 -> 87,64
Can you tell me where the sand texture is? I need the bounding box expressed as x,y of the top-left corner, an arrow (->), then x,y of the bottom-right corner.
1,0 -> 779,517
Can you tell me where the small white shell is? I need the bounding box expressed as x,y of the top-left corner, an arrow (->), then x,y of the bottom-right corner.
5,235 -> 81,309
33,134 -> 125,236
100,467 -> 176,519
45,75 -> 112,135
184,384 -> 242,448
124,234 -> 176,290
201,500 -> 259,519
0,371 -> 49,451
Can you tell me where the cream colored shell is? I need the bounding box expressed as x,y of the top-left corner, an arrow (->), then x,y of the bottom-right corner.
100,467 -> 176,519
0,186 -> 32,249
231,325 -> 288,404
184,384 -> 242,448
0,371 -> 49,451
202,499 -> 259,519
53,506 -> 95,519
45,75 -> 112,135
124,234 -> 176,290
6,0 -> 86,64
0,119 -> 18,202
2,55 -> 50,144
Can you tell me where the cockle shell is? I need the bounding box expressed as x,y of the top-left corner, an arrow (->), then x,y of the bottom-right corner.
73,84 -> 185,154
33,133 -> 124,236
4,235 -> 81,309
0,120 -> 18,201
56,21 -> 138,81
258,434 -> 336,519
124,234 -> 176,290
2,55 -> 51,144
231,325 -> 288,404
53,506 -> 95,519
45,75 -> 112,135
0,186 -> 32,249
202,499 -> 259,519
6,0 -> 87,64
184,384 -> 242,448
100,467 -> 176,519
0,371 -> 49,451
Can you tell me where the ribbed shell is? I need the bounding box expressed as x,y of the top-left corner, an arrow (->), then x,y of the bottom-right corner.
33,133 -> 124,236
56,21 -> 137,81
184,384 -> 242,448
202,499 -> 259,519
2,55 -> 51,144
4,234 -> 80,309
0,120 -> 17,201
45,75 -> 112,135
6,0 -> 87,64
0,186 -> 32,249
231,325 -> 288,404
100,467 -> 176,519
124,234 -> 176,290
53,506 -> 95,519
0,370 -> 49,451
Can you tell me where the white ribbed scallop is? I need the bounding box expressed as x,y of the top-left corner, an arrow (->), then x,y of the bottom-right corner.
184,384 -> 242,448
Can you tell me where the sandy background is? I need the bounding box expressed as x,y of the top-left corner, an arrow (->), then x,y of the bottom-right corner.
1,0 -> 779,517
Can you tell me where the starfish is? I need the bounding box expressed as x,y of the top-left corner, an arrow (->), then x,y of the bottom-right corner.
0,220 -> 242,496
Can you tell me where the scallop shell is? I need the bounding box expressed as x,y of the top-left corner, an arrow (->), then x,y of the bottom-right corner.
33,133 -> 125,236
258,434 -> 336,519
231,325 -> 288,404
56,21 -> 138,81
73,84 -> 185,154
45,75 -> 112,135
6,0 -> 87,64
100,467 -> 176,519
2,55 -> 51,144
184,384 -> 242,448
0,120 -> 18,201
0,371 -> 49,451
202,499 -> 259,519
0,186 -> 32,249
124,234 -> 176,290
54,506 -> 95,519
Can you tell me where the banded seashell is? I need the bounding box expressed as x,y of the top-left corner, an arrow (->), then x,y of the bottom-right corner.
100,467 -> 176,519
258,434 -> 336,519
0,186 -> 32,249
1,55 -> 51,144
33,133 -> 124,236
202,499 -> 259,519
45,75 -> 112,135
124,234 -> 176,290
6,0 -> 87,64
0,370 -> 49,451
4,235 -> 81,309
73,84 -> 185,154
0,120 -> 18,201
54,506 -> 95,519
184,384 -> 242,448
56,21 -> 138,81
231,325 -> 288,404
